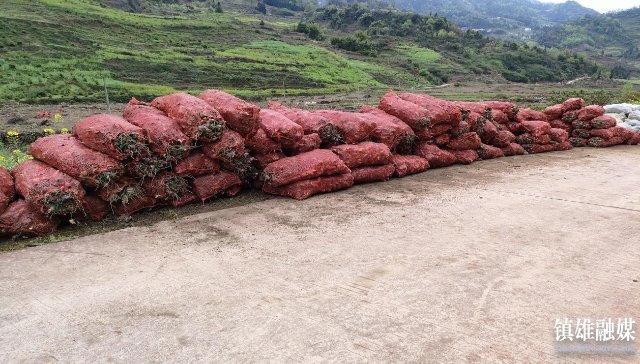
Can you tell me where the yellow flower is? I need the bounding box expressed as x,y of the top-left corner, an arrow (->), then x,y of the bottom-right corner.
54,113 -> 62,120
44,128 -> 56,135
0,156 -> 5,162
60,128 -> 69,134
6,130 -> 19,137
12,149 -> 22,155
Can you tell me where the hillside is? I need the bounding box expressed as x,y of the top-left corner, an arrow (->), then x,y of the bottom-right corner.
536,7 -> 640,78
0,0 -> 598,104
325,0 -> 599,39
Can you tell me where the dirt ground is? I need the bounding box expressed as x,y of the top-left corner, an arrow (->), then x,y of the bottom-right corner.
0,146 -> 638,362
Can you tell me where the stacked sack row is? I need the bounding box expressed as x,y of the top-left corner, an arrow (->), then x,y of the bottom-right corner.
1,90 -> 639,238
543,98 -> 640,148
0,91 -> 260,237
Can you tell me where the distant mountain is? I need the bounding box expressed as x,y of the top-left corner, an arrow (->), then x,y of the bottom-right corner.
324,0 -> 599,38
536,7 -> 640,77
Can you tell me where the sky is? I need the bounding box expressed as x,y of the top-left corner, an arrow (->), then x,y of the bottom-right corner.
538,0 -> 640,13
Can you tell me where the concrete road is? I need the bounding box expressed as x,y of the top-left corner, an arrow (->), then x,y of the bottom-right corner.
1,147 -> 639,362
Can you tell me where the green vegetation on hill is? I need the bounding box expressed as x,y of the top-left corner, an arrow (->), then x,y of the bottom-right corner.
536,7 -> 640,78
0,0 -> 600,104
325,0 -> 599,38
312,5 -> 597,83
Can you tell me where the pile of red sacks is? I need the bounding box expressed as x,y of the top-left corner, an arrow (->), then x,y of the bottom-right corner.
543,99 -> 640,148
1,90 -> 638,238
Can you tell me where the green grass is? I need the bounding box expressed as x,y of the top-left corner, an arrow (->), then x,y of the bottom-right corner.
0,0 -> 427,103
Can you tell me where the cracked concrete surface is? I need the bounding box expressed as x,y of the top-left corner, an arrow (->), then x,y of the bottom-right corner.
1,146 -> 639,362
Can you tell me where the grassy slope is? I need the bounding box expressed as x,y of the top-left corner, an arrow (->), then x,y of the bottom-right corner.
0,0 -> 439,103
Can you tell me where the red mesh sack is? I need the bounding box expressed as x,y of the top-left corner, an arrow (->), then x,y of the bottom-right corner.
524,143 -> 570,153
123,98 -> 191,161
193,171 -> 242,201
284,133 -> 321,155
447,132 -> 481,150
544,104 -> 564,120
505,121 -> 521,134
142,172 -> 190,202
0,167 -> 15,215
125,155 -> 167,179
434,133 -> 450,146
571,129 -> 591,139
360,105 -> 415,152
199,89 -> 259,137
548,128 -> 569,143
391,155 -> 429,177
258,109 -> 304,148
262,173 -> 353,200
588,137 -> 626,148
29,134 -> 122,188
72,114 -> 149,161
569,137 -> 588,147
253,152 -> 286,169
491,130 -> 516,147
114,195 -> 156,216
517,108 -> 547,122
151,92 -> 225,142
268,102 -> 343,146
430,123 -> 454,136
516,133 -> 552,145
466,112 -> 486,130
378,91 -> 434,130
415,124 -> 452,141
13,160 -> 86,216
485,101 -> 519,119
201,129 -> 245,162
397,93 -> 460,126
571,119 -> 591,130
477,144 -> 505,160
0,199 -> 58,237
80,195 -> 109,221
578,105 -> 605,121
520,120 -> 551,137
414,143 -> 457,168
562,110 -> 580,123
589,115 -> 617,129
245,128 -> 281,155
171,192 -> 198,208
330,142 -> 392,168
502,142 -> 526,156
491,109 -> 509,124
175,151 -> 220,176
589,128 -> 619,139
554,142 -> 573,151
98,177 -> 143,205
451,120 -> 470,137
451,149 -> 478,165
262,149 -> 350,187
609,127 -> 635,140
453,101 -> 492,119
562,98 -> 585,112
314,110 -> 376,144
351,164 -> 395,184
476,119 -> 499,143
548,119 -> 572,132
627,133 -> 640,145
